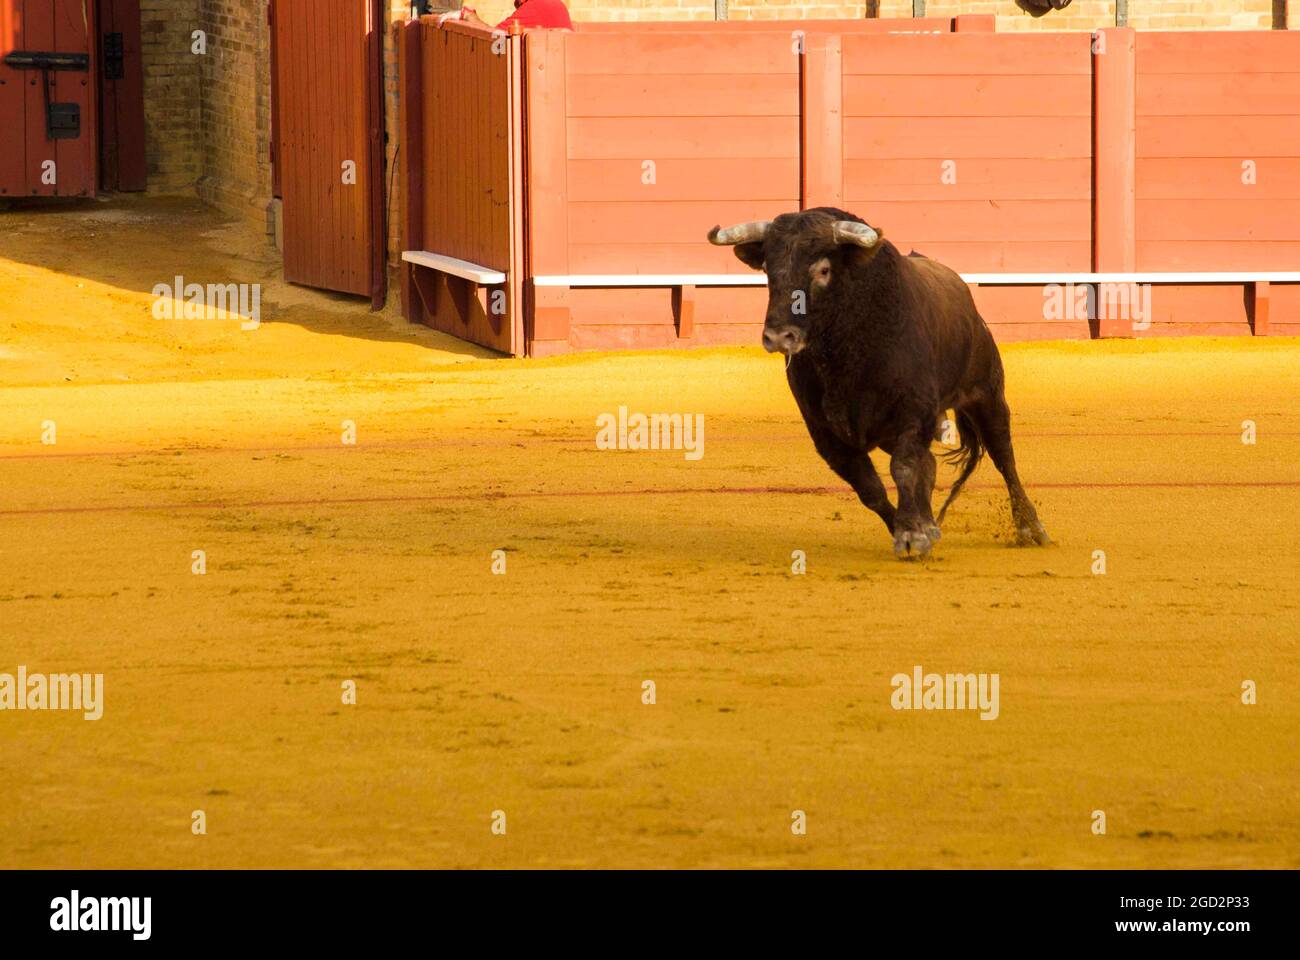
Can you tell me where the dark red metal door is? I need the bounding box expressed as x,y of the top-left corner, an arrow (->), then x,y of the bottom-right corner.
0,0 -> 98,199
96,0 -> 144,191
271,0 -> 386,306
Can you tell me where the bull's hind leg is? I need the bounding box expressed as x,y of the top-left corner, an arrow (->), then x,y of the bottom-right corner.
967,393 -> 1051,546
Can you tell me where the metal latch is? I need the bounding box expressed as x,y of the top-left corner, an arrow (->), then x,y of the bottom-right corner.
1,50 -> 91,140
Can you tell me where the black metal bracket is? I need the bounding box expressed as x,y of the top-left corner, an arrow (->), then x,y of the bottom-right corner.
103,33 -> 124,81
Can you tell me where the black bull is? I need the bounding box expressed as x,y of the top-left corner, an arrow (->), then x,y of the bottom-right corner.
708,207 -> 1050,559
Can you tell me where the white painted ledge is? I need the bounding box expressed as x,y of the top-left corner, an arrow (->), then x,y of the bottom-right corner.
402,250 -> 506,285
531,272 -> 1300,288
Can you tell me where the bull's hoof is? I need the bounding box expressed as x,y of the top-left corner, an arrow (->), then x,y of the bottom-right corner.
1015,523 -> 1052,547
893,528 -> 933,560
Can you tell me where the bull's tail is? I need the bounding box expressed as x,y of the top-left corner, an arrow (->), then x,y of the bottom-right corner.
937,409 -> 984,524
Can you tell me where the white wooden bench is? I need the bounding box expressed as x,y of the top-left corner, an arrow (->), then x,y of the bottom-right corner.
401,251 -> 508,329
401,250 -> 506,285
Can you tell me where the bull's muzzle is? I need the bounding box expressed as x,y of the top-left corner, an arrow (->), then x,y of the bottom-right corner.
763,326 -> 805,357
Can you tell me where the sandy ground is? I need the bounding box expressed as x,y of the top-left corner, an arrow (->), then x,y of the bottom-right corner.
0,195 -> 1297,869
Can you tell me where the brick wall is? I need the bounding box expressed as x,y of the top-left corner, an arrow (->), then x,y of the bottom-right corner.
139,0 -> 201,193
193,1 -> 274,230
1127,0 -> 1274,30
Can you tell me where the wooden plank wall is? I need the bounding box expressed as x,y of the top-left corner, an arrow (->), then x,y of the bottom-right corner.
1135,32 -> 1300,272
561,31 -> 800,276
579,17 -> 960,34
526,30 -> 801,354
839,32 -> 1094,275
831,31 -> 1095,342
0,0 -> 98,199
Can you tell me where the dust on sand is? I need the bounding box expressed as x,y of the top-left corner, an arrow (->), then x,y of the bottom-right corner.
1,196 -> 1297,868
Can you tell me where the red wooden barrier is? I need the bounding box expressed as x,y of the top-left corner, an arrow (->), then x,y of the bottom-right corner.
0,0 -> 98,199
1133,31 -> 1300,336
579,17 -> 959,34
399,20 -> 1300,354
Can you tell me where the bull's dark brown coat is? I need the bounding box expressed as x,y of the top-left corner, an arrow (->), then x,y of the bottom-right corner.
709,207 -> 1050,559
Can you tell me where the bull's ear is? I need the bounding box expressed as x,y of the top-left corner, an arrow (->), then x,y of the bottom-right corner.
733,242 -> 765,271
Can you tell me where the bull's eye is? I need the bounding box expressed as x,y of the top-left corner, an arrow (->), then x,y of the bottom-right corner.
810,259 -> 832,290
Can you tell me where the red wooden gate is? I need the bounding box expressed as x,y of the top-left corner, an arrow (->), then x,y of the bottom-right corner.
272,0 -> 386,307
398,19 -> 523,354
96,0 -> 144,191
0,0 -> 98,199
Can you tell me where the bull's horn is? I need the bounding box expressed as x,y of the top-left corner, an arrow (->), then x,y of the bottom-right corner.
707,221 -> 771,245
831,221 -> 882,248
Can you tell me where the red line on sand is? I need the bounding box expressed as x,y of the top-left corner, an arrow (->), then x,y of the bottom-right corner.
1,480 -> 1297,517
2,430 -> 1298,462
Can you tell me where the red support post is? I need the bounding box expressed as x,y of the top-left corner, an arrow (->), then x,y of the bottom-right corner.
801,34 -> 842,211
1093,27 -> 1137,337
525,29 -> 571,354
1251,281 -> 1271,335
673,284 -> 696,339
953,14 -> 995,32
398,18 -> 424,324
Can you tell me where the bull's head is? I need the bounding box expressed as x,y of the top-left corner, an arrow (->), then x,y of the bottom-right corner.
708,209 -> 885,357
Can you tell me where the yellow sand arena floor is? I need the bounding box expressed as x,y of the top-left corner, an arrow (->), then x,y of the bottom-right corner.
1,196 -> 1297,868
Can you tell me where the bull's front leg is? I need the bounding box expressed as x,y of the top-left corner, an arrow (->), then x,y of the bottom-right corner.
810,433 -> 896,534
913,445 -> 941,544
888,425 -> 935,559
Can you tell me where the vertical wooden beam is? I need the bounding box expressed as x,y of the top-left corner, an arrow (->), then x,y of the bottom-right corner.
801,35 -> 842,211
673,284 -> 696,339
1250,281 -> 1271,335
1093,27 -> 1136,337
269,0 -> 281,197
506,27 -> 526,354
525,29 -> 570,353
398,18 -> 424,324
366,0 -> 387,310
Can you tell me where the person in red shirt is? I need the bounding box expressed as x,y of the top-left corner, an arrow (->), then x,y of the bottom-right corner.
438,0 -> 574,32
